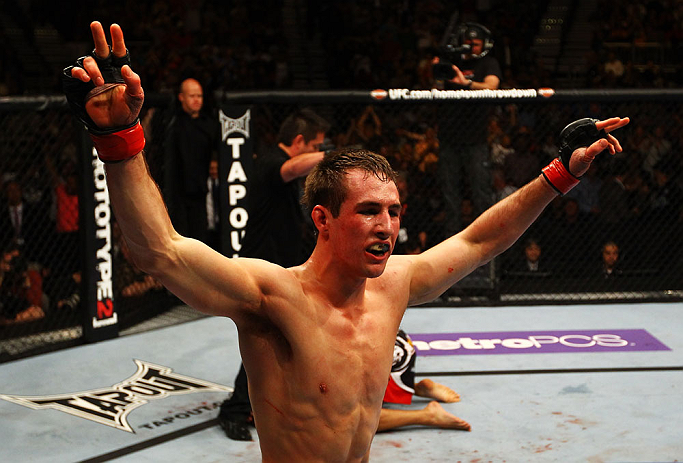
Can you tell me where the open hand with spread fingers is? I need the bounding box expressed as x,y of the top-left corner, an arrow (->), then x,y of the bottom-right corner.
62,21 -> 145,163
542,117 -> 630,195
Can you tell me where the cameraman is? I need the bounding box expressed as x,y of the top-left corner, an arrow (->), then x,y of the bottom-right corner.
433,22 -> 502,234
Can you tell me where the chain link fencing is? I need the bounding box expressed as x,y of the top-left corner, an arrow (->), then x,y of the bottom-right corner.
1,89 -> 681,362
0,102 -> 83,359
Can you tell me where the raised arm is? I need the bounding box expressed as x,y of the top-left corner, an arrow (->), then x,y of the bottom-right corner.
280,151 -> 325,183
102,145 -> 267,319
63,22 -> 276,321
406,117 -> 629,305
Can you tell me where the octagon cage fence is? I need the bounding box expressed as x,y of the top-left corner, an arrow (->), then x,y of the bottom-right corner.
1,88 -> 681,362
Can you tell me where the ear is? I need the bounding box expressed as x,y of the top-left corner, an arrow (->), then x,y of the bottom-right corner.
311,205 -> 330,237
292,134 -> 305,149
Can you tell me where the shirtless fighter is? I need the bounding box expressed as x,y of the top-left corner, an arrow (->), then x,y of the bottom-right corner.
63,21 -> 628,462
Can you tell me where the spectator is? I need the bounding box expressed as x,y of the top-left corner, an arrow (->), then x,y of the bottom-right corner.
394,171 -> 428,255
603,51 -> 625,83
503,126 -> 541,188
623,168 -> 650,218
546,197 -> 594,277
599,159 -> 630,242
397,126 -> 440,171
647,159 -> 683,220
0,180 -> 42,258
642,125 -> 672,181
0,246 -> 45,325
492,168 -> 518,202
356,105 -> 384,153
599,241 -> 622,278
490,133 -> 515,168
54,271 -> 82,312
504,237 -> 551,278
567,162 -> 602,216
45,156 -> 80,276
640,159 -> 683,267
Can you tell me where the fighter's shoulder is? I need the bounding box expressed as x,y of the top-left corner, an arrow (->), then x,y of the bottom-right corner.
380,255 -> 417,282
237,258 -> 303,293
234,259 -> 311,320
366,258 -> 414,309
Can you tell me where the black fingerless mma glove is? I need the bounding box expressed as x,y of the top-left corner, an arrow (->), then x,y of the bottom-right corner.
542,118 -> 607,195
62,48 -> 145,162
62,48 -> 138,136
557,118 -> 607,176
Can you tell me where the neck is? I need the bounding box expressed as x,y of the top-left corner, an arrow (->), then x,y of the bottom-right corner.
301,247 -> 368,309
278,142 -> 296,158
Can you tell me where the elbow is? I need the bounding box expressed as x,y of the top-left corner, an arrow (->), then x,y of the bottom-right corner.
125,238 -> 177,279
472,239 -> 509,268
484,240 -> 513,264
127,250 -> 165,278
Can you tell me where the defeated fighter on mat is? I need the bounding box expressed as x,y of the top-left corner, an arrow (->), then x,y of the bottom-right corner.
63,21 -> 629,463
378,329 -> 470,432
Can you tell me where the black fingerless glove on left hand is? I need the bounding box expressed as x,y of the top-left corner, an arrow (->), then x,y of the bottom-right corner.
542,118 -> 607,195
62,48 -> 145,162
557,118 -> 607,176
62,48 -> 138,136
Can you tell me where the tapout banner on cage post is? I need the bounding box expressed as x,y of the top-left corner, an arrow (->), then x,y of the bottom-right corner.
218,106 -> 253,257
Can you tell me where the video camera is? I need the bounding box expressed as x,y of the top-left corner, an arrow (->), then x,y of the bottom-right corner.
433,22 -> 494,81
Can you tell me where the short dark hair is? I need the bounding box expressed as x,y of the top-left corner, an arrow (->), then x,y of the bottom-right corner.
277,108 -> 331,145
602,240 -> 619,251
524,238 -> 540,249
302,148 -> 397,217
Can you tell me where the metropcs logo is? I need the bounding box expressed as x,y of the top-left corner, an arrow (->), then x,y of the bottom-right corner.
409,329 -> 670,356
0,360 -> 232,432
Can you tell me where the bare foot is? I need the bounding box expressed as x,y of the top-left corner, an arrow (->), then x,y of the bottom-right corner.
415,378 -> 460,403
425,401 -> 471,431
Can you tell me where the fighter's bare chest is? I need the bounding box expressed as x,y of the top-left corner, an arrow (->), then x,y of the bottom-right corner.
300,311 -> 395,394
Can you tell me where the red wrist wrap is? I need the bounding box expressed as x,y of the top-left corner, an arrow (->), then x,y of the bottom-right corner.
541,157 -> 579,195
90,122 -> 145,163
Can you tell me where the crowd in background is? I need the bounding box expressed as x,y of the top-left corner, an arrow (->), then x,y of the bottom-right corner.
1,0 -> 683,326
588,0 -> 683,88
326,101 -> 683,280
315,0 -> 550,90
2,0 -> 682,96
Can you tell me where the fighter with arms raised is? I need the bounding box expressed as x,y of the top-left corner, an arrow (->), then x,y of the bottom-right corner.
64,21 -> 628,463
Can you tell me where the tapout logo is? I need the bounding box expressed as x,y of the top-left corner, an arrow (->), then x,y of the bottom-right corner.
409,329 -> 670,356
0,360 -> 232,432
219,110 -> 250,257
